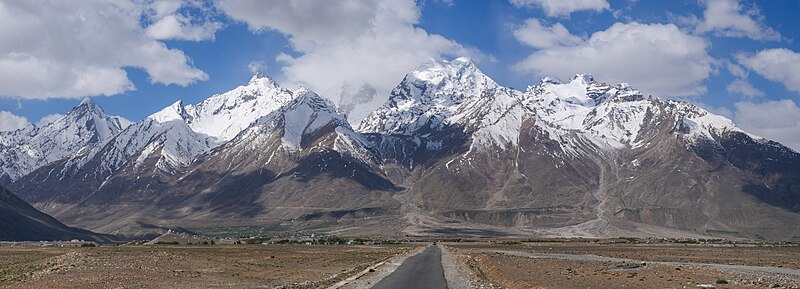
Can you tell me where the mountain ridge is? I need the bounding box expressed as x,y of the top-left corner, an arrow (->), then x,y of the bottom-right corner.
7,57 -> 800,240
0,98 -> 129,185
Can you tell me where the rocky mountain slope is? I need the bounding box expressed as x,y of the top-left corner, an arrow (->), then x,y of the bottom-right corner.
0,185 -> 112,241
8,58 -> 800,240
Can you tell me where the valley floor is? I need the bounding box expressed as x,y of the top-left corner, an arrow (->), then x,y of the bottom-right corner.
1,241 -> 799,288
0,244 -> 413,289
445,242 -> 800,289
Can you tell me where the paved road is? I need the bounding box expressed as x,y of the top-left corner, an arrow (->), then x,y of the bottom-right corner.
371,245 -> 448,289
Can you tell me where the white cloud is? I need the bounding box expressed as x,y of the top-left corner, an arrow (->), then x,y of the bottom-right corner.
434,0 -> 455,7
0,111 -> 30,132
146,15 -> 222,41
694,0 -> 780,41
36,114 -> 64,127
217,0 -> 484,123
510,0 -> 610,17
721,58 -> 765,98
247,60 -> 267,74
513,22 -> 713,97
513,19 -> 583,49
737,48 -> 800,93
0,0 -> 211,100
722,59 -> 747,79
144,0 -> 223,41
732,100 -> 800,152
726,79 -> 764,98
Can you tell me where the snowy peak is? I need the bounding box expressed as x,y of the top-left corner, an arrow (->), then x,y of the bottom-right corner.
0,98 -> 127,182
183,74 -> 294,141
521,77 -> 752,153
278,88 -> 347,150
670,100 -> 750,143
149,100 -> 188,123
247,72 -> 282,91
528,74 -> 644,107
289,88 -> 340,116
75,97 -> 102,113
358,57 -> 500,135
568,73 -> 595,85
90,76 -> 300,176
44,98 -> 127,142
231,86 -> 352,152
401,57 -> 498,101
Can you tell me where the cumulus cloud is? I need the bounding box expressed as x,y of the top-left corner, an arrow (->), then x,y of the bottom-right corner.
513,21 -> 713,97
732,100 -> 800,152
0,0 -> 211,100
144,0 -> 223,41
737,48 -> 800,94
513,19 -> 582,49
510,0 -> 610,17
217,0 -> 484,123
693,0 -> 780,41
726,79 -> 764,98
0,111 -> 30,132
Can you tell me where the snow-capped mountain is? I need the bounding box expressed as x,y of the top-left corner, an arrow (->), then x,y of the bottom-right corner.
7,57 -> 800,240
11,80 -> 395,237
520,74 -> 751,155
359,57 -> 500,135
52,74 -> 298,180
185,73 -> 297,142
355,57 -> 799,239
0,98 -> 129,184
359,58 -> 753,157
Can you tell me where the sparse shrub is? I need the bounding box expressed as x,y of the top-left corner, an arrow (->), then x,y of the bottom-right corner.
716,279 -> 728,284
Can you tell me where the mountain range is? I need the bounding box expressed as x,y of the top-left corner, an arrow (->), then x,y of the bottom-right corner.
4,57 -> 799,240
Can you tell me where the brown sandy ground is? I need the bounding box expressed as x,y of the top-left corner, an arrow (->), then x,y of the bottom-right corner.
0,244 -> 414,289
446,242 -> 800,289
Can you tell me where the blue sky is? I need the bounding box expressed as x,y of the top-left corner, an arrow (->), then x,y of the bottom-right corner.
0,0 -> 799,149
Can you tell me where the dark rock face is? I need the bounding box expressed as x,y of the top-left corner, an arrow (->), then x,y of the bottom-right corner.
0,185 -> 112,241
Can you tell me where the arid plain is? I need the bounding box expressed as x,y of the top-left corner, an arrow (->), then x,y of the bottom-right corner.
2,239 -> 799,289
